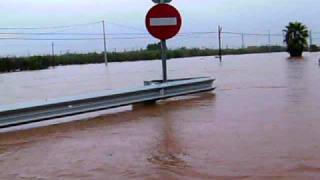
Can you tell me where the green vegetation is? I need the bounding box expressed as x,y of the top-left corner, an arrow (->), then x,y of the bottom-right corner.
146,42 -> 161,50
310,44 -> 319,52
283,22 -> 309,57
0,45 -> 286,73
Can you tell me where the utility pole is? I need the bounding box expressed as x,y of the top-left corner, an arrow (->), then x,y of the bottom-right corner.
241,33 -> 245,49
309,30 -> 313,51
51,42 -> 55,60
268,30 -> 271,53
282,31 -> 286,47
102,20 -> 108,66
218,26 -> 223,62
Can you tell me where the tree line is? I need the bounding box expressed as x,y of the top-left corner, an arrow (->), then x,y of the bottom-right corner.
0,45 -> 286,73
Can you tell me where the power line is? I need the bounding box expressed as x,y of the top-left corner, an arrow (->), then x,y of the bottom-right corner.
0,36 -> 155,41
222,31 -> 282,36
180,31 -> 217,35
0,31 -> 217,36
0,37 -> 104,41
0,33 -> 221,41
0,20 -> 290,38
0,21 -> 101,30
175,35 -> 217,39
106,21 -> 145,32
0,32 -> 150,37
0,32 -> 104,36
0,20 -> 284,38
0,20 -> 289,42
0,31 -> 219,42
0,33 -> 284,41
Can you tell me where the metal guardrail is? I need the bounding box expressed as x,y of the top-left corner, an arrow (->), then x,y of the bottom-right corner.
0,77 -> 215,128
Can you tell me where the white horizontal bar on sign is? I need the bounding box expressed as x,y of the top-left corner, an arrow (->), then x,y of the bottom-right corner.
150,17 -> 177,26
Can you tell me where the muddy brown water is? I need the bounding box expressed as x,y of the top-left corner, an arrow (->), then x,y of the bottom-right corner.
1,52 -> 320,179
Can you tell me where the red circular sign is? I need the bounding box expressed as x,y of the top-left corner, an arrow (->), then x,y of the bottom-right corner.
145,4 -> 182,40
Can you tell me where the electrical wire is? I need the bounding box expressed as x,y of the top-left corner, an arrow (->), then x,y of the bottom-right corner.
0,32 -> 148,36
0,21 -> 101,30
0,33 -> 221,41
222,31 -> 282,36
0,20 -> 288,42
106,21 -> 145,32
0,31 -> 217,36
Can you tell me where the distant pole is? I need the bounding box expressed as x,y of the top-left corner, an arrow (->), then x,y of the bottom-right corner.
102,20 -> 108,66
218,26 -> 223,62
51,42 -> 55,60
241,33 -> 245,49
282,31 -> 286,46
309,30 -> 313,51
161,40 -> 168,82
268,30 -> 271,52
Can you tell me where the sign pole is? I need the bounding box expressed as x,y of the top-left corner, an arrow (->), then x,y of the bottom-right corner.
309,30 -> 313,51
218,26 -> 223,62
51,42 -> 55,61
102,20 -> 108,66
146,3 -> 182,83
161,40 -> 168,82
268,30 -> 271,53
159,0 -> 167,82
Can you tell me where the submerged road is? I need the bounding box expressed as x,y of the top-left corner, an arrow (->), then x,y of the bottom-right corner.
1,52 -> 320,179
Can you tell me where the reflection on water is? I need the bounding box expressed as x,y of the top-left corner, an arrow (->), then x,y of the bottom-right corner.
1,52 -> 320,179
147,106 -> 188,169
286,58 -> 308,104
147,106 -> 190,179
148,95 -> 216,175
285,57 -> 320,115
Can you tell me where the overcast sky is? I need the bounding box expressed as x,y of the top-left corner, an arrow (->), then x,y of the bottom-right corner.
1,0 -> 319,56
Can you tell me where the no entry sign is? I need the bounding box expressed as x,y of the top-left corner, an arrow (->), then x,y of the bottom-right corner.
145,4 -> 182,40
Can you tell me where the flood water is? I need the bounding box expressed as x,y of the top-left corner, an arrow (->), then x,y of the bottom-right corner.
1,52 -> 320,179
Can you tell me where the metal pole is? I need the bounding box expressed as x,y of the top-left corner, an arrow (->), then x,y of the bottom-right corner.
51,42 -> 55,60
241,33 -> 245,49
218,26 -> 222,62
161,40 -> 168,82
268,30 -> 271,52
102,20 -> 108,66
282,31 -> 286,46
309,30 -> 313,51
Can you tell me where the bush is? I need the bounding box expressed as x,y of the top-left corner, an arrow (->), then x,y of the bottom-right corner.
310,44 -> 319,52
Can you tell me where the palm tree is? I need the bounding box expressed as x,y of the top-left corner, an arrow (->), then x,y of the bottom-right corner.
283,22 -> 309,57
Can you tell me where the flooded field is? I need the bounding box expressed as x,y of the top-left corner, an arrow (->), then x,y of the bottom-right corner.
1,52 -> 320,179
